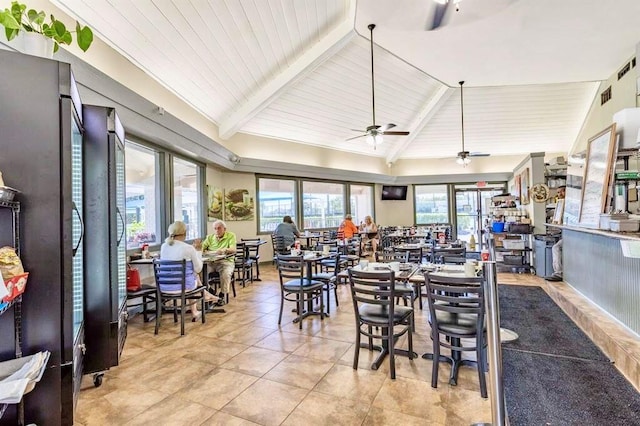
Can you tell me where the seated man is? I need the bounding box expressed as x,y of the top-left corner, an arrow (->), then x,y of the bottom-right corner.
201,220 -> 236,305
546,186 -> 565,282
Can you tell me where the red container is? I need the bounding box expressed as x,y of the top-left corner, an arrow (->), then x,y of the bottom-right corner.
2,272 -> 29,302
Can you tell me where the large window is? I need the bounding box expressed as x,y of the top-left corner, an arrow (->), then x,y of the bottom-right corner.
125,140 -> 205,251
173,157 -> 201,240
125,143 -> 159,250
349,184 -> 374,224
415,185 -> 449,224
302,181 -> 345,229
257,178 -> 297,233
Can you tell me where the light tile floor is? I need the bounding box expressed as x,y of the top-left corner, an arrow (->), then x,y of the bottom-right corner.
74,266 -> 561,425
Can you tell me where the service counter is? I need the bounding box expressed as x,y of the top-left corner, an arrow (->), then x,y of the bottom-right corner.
550,224 -> 640,336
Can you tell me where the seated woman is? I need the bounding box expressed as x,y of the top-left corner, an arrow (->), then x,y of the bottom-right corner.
273,215 -> 300,249
160,221 -> 219,321
359,215 -> 379,255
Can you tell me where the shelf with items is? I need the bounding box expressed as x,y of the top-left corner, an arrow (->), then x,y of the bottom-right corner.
490,231 -> 535,272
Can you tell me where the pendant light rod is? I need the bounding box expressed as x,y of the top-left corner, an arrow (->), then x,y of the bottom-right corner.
369,24 -> 376,127
459,80 -> 465,153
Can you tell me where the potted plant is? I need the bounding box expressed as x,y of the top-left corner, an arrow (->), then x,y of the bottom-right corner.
0,1 -> 93,53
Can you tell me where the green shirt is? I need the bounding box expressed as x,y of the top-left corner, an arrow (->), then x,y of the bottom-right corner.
202,231 -> 237,262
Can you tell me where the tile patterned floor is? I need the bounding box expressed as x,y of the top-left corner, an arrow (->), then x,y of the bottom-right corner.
74,265 -> 634,425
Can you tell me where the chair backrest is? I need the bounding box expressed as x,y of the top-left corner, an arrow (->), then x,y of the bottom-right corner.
404,247 -> 423,263
276,254 -> 305,283
432,247 -> 466,264
348,268 -> 398,325
271,234 -> 288,254
235,242 -> 248,265
153,259 -> 194,293
375,251 -> 409,263
241,238 -> 262,257
424,273 -> 484,330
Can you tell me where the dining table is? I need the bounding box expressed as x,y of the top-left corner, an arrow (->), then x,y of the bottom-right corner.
241,239 -> 267,280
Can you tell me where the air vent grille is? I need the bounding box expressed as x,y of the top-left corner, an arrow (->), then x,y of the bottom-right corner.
618,62 -> 631,80
601,86 -> 611,105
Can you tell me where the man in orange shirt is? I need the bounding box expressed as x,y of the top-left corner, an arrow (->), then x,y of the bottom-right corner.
339,214 -> 359,239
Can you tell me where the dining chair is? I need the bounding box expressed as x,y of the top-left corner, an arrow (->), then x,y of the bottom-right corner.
311,253 -> 340,314
271,234 -> 288,264
241,238 -> 262,280
276,254 -> 325,329
153,259 -> 206,336
431,247 -> 466,264
234,242 -> 252,287
347,268 -> 414,379
424,272 -> 487,398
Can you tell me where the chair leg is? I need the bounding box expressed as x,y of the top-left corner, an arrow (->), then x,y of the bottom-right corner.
255,261 -> 260,279
320,289 -> 324,321
298,296 -> 304,330
431,329 -> 440,388
408,315 -> 414,359
334,284 -> 339,307
325,285 -> 331,314
180,301 -> 185,336
278,294 -> 284,325
154,296 -> 162,335
353,325 -> 361,370
201,296 -> 206,324
388,327 -> 395,380
477,342 -> 488,398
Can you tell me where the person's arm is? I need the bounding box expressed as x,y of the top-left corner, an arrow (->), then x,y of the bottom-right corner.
293,224 -> 300,237
201,235 -> 211,252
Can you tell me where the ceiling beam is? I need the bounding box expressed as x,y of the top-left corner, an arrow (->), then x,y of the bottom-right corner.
385,85 -> 454,164
218,7 -> 357,140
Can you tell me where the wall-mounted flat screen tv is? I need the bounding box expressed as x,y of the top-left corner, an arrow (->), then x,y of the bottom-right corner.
381,185 -> 408,200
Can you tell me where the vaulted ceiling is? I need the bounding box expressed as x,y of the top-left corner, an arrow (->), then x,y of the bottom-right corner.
52,0 -> 640,164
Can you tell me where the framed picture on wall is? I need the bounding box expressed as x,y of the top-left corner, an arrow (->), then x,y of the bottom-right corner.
520,168 -> 530,205
225,188 -> 255,221
207,186 -> 223,221
514,174 -> 522,202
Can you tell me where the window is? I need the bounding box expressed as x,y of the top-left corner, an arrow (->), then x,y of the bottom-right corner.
173,157 -> 201,240
349,184 -> 374,224
302,181 -> 345,229
415,185 -> 449,224
257,178 -> 297,233
125,142 -> 159,250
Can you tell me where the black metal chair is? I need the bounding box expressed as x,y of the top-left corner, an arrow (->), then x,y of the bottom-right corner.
311,253 -> 340,314
276,254 -> 325,329
424,272 -> 487,398
153,259 -> 206,336
241,238 -> 263,280
431,247 -> 466,264
347,268 -> 414,379
234,242 -> 252,287
126,284 -> 156,323
271,234 -> 288,264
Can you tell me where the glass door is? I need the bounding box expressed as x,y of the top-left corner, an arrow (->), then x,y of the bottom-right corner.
71,114 -> 84,339
455,185 -> 505,250
115,141 -> 127,309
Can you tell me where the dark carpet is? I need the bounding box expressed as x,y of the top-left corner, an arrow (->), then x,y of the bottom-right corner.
503,350 -> 640,426
498,284 -> 640,426
498,285 -> 609,361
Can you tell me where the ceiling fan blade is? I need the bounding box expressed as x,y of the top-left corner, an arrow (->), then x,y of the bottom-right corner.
383,131 -> 410,136
346,134 -> 367,141
378,123 -> 396,132
427,1 -> 451,30
350,129 -> 367,132
469,152 -> 490,157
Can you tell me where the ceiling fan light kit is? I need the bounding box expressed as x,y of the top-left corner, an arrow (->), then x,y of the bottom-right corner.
346,24 -> 409,150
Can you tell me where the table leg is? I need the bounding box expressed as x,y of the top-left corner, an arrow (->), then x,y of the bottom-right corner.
202,261 -> 225,314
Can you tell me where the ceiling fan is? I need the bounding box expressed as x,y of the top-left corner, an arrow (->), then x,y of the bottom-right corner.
347,24 -> 409,149
456,80 -> 489,165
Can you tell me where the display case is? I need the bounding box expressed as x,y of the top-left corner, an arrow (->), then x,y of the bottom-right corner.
0,49 -> 86,425
83,105 -> 128,387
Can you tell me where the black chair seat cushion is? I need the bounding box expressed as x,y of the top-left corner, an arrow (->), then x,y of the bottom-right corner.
359,304 -> 413,325
283,279 -> 325,291
432,311 -> 481,335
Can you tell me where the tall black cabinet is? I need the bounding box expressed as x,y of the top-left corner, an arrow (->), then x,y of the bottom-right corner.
0,49 -> 86,425
83,105 -> 128,384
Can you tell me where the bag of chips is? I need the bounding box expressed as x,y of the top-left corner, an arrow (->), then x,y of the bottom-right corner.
0,246 -> 23,280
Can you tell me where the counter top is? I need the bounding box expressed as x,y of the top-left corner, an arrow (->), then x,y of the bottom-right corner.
547,223 -> 640,241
